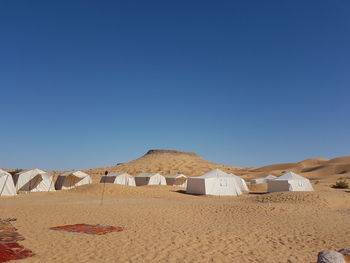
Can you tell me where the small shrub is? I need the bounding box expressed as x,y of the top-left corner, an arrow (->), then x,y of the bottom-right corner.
332,180 -> 349,189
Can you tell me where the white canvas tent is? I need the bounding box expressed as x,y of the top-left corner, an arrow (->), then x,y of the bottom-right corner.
164,174 -> 187,187
251,175 -> 277,184
12,168 -> 55,192
100,172 -> 136,186
135,173 -> 166,186
0,170 -> 16,196
55,170 -> 92,190
267,172 -> 313,192
228,173 -> 249,192
186,169 -> 242,196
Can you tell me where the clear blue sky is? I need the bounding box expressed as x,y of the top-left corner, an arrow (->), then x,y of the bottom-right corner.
1,0 -> 349,170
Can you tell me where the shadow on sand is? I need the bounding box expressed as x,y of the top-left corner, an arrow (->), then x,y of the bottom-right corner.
172,190 -> 271,196
249,192 -> 269,195
172,190 -> 205,196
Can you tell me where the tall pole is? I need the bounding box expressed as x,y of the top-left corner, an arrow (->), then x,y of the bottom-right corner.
100,170 -> 108,206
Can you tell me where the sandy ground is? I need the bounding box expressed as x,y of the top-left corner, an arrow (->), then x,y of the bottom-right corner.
2,151 -> 350,262
1,184 -> 349,263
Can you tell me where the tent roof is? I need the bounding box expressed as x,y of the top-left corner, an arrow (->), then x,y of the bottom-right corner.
17,168 -> 46,175
0,170 -> 11,177
194,169 -> 230,179
136,173 -> 161,178
105,172 -> 130,177
275,172 -> 308,181
164,174 -> 187,179
254,175 -> 277,180
60,170 -> 90,178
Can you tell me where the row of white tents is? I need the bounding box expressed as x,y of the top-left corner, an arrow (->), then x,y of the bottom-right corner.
99,169 -> 251,196
0,169 -> 92,196
185,170 -> 313,196
1,168 -> 313,197
99,172 -> 187,187
0,169 -> 188,196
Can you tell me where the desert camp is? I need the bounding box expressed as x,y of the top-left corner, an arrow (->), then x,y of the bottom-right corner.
1,1 -> 350,262
1,150 -> 350,263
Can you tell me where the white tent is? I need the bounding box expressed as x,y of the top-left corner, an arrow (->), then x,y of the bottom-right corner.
228,173 -> 249,192
12,168 -> 55,192
55,170 -> 92,190
267,172 -> 313,192
164,174 -> 187,187
135,173 -> 166,186
186,169 -> 242,196
100,172 -> 136,186
251,175 -> 277,184
0,170 -> 16,196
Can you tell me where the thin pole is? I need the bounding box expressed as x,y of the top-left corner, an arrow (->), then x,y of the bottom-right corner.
100,170 -> 108,206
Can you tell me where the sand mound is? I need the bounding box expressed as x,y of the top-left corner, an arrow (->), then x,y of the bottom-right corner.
327,156 -> 350,164
298,158 -> 329,167
299,164 -> 350,180
254,192 -> 330,207
251,163 -> 300,173
69,183 -> 187,198
253,190 -> 350,209
86,149 -> 241,180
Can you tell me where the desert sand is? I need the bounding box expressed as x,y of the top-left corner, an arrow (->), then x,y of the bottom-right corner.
1,150 -> 350,263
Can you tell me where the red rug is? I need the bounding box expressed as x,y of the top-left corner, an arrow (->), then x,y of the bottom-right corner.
0,220 -> 35,263
49,224 -> 124,235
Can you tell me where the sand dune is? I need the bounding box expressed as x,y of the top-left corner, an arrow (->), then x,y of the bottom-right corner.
327,156 -> 350,164
298,158 -> 329,167
251,163 -> 300,173
85,151 -> 350,187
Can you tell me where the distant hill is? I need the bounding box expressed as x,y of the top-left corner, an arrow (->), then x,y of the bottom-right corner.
86,149 -> 242,180
86,150 -> 350,184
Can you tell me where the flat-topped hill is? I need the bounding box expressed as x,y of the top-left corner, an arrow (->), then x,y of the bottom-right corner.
144,149 -> 199,156
87,149 -> 241,180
